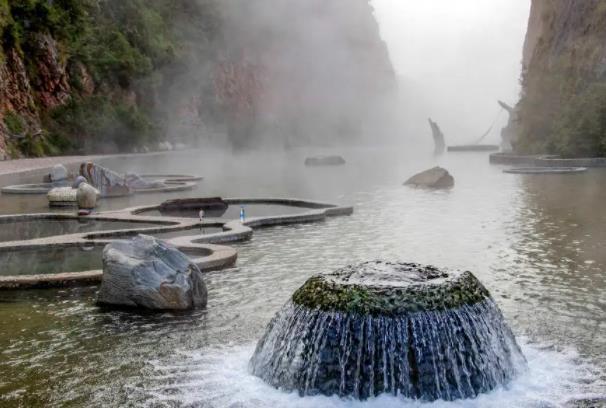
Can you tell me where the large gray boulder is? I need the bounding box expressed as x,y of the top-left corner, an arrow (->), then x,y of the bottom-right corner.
97,235 -> 207,310
404,166 -> 454,189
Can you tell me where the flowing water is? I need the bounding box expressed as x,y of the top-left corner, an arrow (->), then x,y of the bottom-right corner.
0,147 -> 605,406
250,299 -> 525,401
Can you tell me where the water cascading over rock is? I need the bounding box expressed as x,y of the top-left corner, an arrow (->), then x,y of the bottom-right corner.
250,261 -> 526,401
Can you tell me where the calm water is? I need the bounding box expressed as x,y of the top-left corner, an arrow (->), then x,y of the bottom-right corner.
0,147 -> 605,407
0,219 -> 163,242
0,246 -> 104,276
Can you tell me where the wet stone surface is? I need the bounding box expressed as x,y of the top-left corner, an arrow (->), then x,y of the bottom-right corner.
292,261 -> 490,315
251,261 -> 525,401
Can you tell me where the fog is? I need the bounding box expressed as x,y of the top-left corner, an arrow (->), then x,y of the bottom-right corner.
372,0 -> 531,148
209,0 -> 397,150
163,0 -> 531,153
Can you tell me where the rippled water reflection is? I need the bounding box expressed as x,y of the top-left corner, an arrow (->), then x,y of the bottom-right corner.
0,148 -> 605,406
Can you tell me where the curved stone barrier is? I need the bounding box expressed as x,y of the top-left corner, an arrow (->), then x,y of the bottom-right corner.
0,197 -> 352,289
160,198 -> 353,246
0,212 -> 236,289
131,181 -> 196,194
138,174 -> 204,182
490,152 -> 606,167
251,261 -> 525,401
447,144 -> 499,152
1,183 -> 58,194
503,167 -> 588,175
0,242 -> 236,289
1,174 -> 201,195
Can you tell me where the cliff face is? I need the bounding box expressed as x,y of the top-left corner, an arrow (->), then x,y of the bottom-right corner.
515,0 -> 606,157
0,0 -> 222,158
216,0 -> 396,148
0,0 -> 395,158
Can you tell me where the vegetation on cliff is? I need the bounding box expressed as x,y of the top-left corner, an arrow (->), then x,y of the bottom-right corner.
0,0 -> 220,157
0,0 -> 394,158
516,1 -> 606,157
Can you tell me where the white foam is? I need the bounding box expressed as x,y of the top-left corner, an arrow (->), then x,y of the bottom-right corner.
142,339 -> 604,408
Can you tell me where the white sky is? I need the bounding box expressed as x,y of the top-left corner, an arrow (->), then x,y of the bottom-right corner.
371,0 -> 531,145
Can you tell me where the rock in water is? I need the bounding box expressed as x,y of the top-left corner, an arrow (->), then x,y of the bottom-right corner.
97,235 -> 207,310
404,166 -> 454,189
80,162 -> 131,197
76,182 -> 99,209
250,261 -> 525,401
72,175 -> 87,189
304,155 -> 346,166
49,164 -> 68,183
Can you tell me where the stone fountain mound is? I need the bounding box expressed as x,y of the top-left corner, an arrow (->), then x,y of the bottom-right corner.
250,261 -> 525,401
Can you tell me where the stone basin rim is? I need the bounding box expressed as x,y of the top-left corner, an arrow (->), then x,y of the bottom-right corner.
0,242 -> 237,289
292,262 -> 491,315
0,197 -> 353,289
0,173 -> 202,195
503,166 -> 588,174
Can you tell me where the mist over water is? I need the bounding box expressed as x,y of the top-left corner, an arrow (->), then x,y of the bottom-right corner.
372,0 -> 530,149
2,2 -> 606,407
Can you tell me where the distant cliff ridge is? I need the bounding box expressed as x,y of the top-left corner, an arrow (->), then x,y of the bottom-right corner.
0,0 -> 395,159
515,0 -> 606,157
216,0 -> 396,149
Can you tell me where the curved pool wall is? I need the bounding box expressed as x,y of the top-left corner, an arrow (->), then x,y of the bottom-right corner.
490,153 -> 606,167
1,174 -> 202,196
131,197 -> 353,245
503,167 -> 588,175
0,197 -> 353,289
447,144 -> 500,152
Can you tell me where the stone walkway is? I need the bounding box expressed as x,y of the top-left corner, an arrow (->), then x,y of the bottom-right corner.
0,151 -> 176,177
0,155 -> 105,176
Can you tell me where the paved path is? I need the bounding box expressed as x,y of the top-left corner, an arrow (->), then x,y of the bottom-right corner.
0,151 -> 175,177
0,155 -> 105,176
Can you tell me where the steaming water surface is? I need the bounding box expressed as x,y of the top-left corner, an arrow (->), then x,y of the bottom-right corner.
0,148 -> 605,406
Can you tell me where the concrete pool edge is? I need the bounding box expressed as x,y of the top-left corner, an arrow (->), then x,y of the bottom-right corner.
0,197 -> 353,289
490,153 -> 606,167
0,243 -> 237,289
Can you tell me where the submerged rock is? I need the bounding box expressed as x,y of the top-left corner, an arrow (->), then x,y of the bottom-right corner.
250,261 -> 525,401
304,155 -> 346,166
404,166 -> 454,189
97,235 -> 207,310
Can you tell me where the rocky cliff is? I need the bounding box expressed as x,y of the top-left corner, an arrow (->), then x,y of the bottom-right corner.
0,0 -> 394,158
0,0 -> 223,158
215,0 -> 396,149
515,0 -> 606,157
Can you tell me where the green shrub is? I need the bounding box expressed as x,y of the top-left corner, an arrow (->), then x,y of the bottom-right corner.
3,111 -> 25,135
551,83 -> 606,157
47,96 -> 157,152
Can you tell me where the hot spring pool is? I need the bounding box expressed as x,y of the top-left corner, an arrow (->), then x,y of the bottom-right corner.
0,246 -> 104,276
0,147 -> 604,407
0,218 -> 167,242
141,203 -> 312,220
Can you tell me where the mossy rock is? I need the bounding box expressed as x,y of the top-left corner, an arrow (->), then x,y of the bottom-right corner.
252,260 -> 524,401
292,261 -> 490,316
